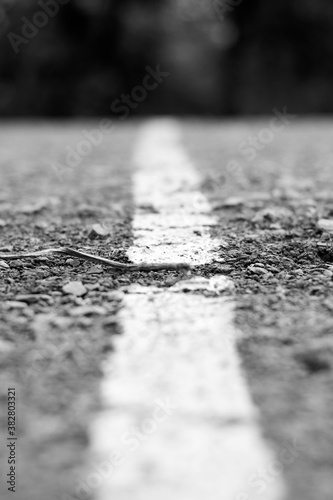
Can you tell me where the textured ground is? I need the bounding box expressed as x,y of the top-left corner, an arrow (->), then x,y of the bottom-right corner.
0,120 -> 333,500
184,119 -> 333,500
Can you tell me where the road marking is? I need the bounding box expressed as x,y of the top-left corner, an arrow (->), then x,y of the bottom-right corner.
90,120 -> 285,500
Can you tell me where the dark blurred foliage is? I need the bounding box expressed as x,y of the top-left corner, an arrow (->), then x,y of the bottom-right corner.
0,0 -> 333,116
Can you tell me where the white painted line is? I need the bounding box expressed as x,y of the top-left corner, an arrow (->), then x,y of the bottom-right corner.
89,120 -> 285,500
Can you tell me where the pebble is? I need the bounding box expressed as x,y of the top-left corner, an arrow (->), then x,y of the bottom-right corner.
0,219 -> 6,227
0,245 -> 13,252
69,305 -> 107,317
36,256 -> 50,263
244,234 -> 260,241
213,197 -> 243,210
20,271 -> 34,279
248,265 -> 269,275
15,294 -> 39,304
10,261 -> 24,268
269,223 -> 282,230
35,221 -> 49,229
85,283 -> 100,291
18,200 -> 48,214
103,316 -> 118,328
76,317 -> 93,327
50,316 -> 73,329
118,277 -> 131,284
106,291 -> 124,302
65,258 -> 80,267
88,224 -> 110,239
0,260 -> 9,269
213,258 -> 225,264
266,265 -> 280,274
87,265 -> 104,274
5,301 -> 28,309
318,219 -> 333,233
62,281 -> 87,297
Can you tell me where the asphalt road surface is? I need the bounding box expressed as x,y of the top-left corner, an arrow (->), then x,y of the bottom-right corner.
0,118 -> 333,500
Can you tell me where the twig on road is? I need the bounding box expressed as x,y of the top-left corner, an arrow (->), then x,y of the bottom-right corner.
0,247 -> 192,272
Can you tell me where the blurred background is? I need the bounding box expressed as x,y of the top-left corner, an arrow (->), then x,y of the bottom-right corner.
1,0 -> 333,117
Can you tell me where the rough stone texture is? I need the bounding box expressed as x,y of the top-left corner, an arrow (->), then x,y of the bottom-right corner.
1,120 -> 333,500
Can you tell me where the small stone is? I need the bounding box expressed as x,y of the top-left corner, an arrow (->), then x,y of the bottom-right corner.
138,203 -> 159,213
213,258 -> 225,264
118,277 -> 130,284
15,294 -> 39,304
318,219 -> 333,233
248,265 -> 269,275
218,265 -> 234,273
88,224 -> 110,239
0,245 -> 13,252
164,276 -> 179,286
0,219 -> 6,227
36,256 -> 50,263
269,223 -> 282,230
244,234 -> 260,241
221,197 -> 244,207
62,281 -> 87,297
10,261 -> 24,268
87,265 -> 104,274
5,301 -> 28,309
85,283 -> 100,291
21,271 -> 36,277
266,265 -> 280,274
70,306 -> 107,317
19,200 -> 48,214
50,316 -> 73,329
0,260 -> 9,269
170,276 -> 233,294
213,197 -> 243,209
35,221 -> 49,229
76,317 -> 93,327
103,316 -> 118,328
65,258 -> 80,267
106,291 -> 125,302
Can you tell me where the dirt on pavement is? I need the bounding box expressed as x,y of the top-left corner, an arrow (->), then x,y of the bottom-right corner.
185,119 -> 333,500
1,120 -> 333,500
